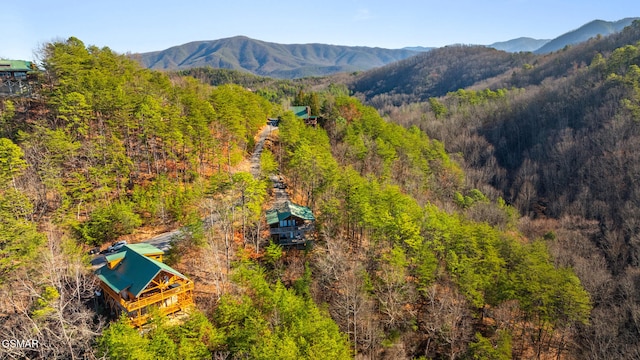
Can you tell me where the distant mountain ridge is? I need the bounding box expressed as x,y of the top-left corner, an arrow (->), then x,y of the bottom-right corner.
488,18 -> 639,53
136,36 -> 418,79
349,45 -> 535,105
135,18 -> 639,78
402,46 -> 434,52
348,18 -> 640,105
489,37 -> 550,52
534,17 -> 638,53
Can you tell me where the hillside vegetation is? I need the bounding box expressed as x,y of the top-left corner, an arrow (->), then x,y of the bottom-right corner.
350,46 -> 536,106
0,37 -> 350,359
0,35 -> 598,359
358,19 -> 640,358
274,95 -> 590,358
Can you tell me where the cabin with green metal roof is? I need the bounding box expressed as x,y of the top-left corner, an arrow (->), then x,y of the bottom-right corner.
0,60 -> 36,96
290,106 -> 310,119
289,106 -> 318,127
104,243 -> 164,268
0,60 -> 33,79
266,201 -> 315,246
95,244 -> 194,327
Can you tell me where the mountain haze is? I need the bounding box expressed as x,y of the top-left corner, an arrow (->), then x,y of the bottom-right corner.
402,46 -> 434,52
349,45 -> 535,105
534,17 -> 638,53
348,18 -> 640,106
135,18 -> 638,78
135,36 -> 418,78
486,18 -> 639,53
489,37 -> 550,52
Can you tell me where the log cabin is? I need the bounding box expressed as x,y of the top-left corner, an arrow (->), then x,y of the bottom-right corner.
95,243 -> 194,327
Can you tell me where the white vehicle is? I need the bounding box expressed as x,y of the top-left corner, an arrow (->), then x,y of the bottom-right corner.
107,240 -> 127,253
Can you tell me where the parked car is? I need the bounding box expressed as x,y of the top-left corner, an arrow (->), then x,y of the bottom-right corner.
88,247 -> 100,255
107,240 -> 127,253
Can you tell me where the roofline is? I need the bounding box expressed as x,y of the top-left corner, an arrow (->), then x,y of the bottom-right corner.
96,244 -> 188,298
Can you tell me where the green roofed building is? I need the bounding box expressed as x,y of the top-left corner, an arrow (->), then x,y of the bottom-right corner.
290,106 -> 311,119
289,106 -> 319,126
95,244 -> 194,327
0,60 -> 36,96
266,201 -> 315,245
0,60 -> 33,78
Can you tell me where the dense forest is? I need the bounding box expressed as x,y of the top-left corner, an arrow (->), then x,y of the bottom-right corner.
345,20 -> 640,359
350,46 -> 535,106
0,21 -> 638,360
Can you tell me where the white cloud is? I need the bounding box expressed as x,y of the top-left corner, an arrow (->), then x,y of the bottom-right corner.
354,8 -> 374,21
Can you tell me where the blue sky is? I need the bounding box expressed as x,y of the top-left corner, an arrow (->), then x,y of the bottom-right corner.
3,0 -> 639,61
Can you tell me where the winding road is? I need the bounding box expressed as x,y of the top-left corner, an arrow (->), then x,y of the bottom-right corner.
92,124 -> 276,269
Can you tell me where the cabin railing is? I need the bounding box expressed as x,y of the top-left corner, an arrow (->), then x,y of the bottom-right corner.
0,79 -> 31,96
128,295 -> 194,327
269,223 -> 313,236
100,280 -> 194,313
269,226 -> 301,235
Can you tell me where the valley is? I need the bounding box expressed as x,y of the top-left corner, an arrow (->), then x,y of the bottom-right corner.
1,18 -> 640,360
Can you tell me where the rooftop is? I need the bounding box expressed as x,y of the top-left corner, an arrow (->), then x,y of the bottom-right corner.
0,60 -> 34,72
96,244 -> 188,298
266,201 -> 315,225
290,106 -> 310,119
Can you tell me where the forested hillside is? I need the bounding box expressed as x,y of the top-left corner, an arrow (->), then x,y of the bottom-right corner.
349,19 -> 640,107
350,46 -> 535,106
363,20 -> 640,358
0,35 -> 597,359
0,37 -> 352,359
135,36 -> 418,79
274,95 -> 590,358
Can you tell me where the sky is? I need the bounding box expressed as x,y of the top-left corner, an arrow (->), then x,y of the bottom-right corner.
3,0 -> 639,61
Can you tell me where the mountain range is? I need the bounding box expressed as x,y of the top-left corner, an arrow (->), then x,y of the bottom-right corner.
534,17 -> 638,53
135,36 -> 417,78
135,17 -> 638,79
488,18 -> 638,53
488,37 -> 551,52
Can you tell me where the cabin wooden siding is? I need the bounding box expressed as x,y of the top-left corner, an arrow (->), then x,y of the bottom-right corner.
0,60 -> 33,78
266,201 -> 314,245
0,60 -> 36,96
99,272 -> 194,327
268,216 -> 305,242
96,244 -> 194,327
